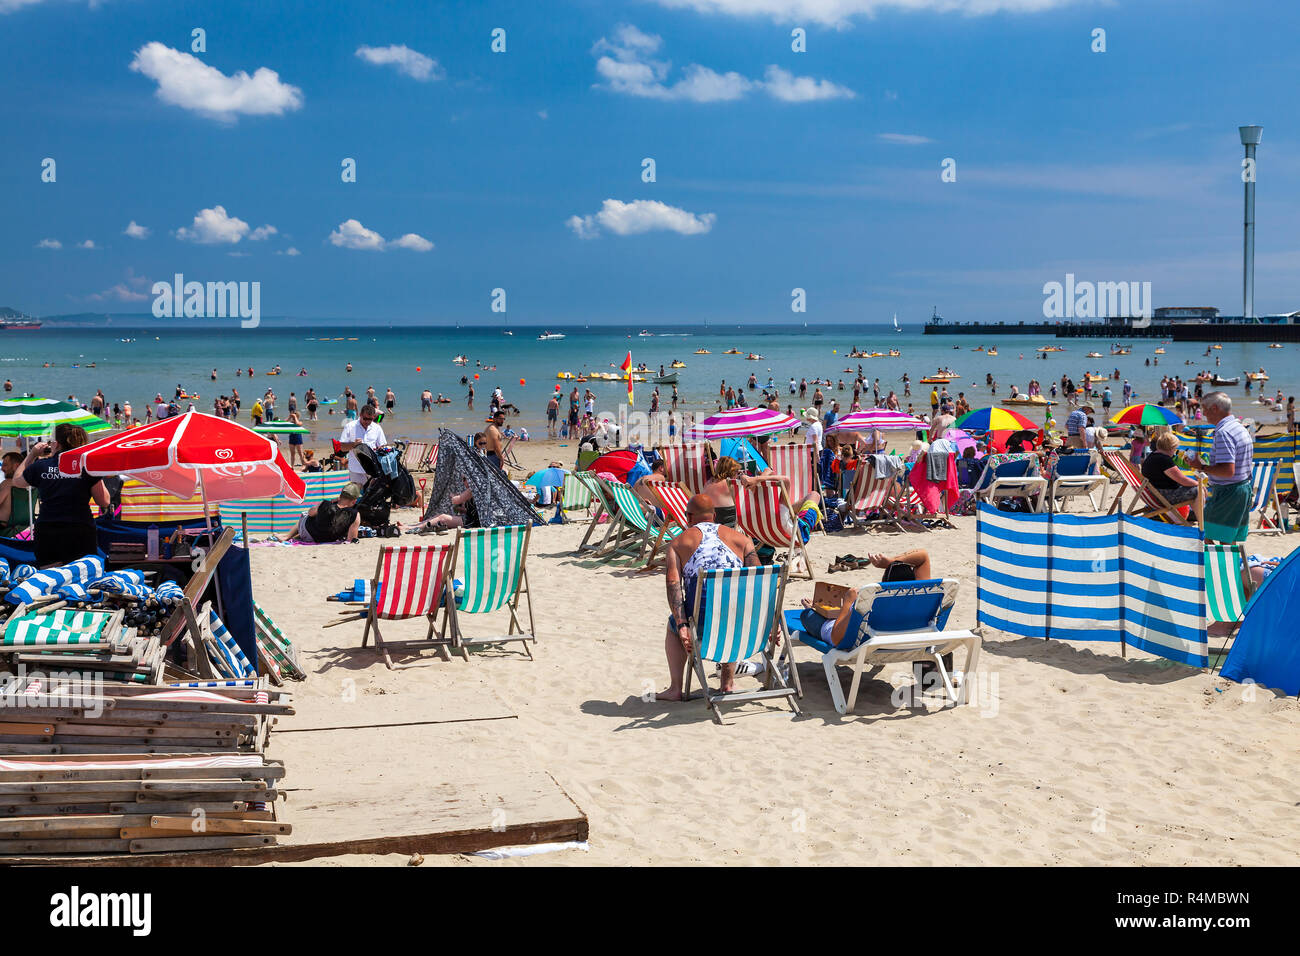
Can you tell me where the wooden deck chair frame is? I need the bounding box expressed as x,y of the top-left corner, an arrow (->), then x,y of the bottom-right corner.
574,472 -> 616,554
682,564 -> 800,724
764,443 -> 827,534
1102,450 -> 1194,526
401,441 -> 429,473
158,525 -> 236,680
359,544 -> 453,668
442,524 -> 536,660
598,478 -> 665,565
500,435 -> 525,472
1204,542 -> 1254,672
846,467 -> 908,533
559,471 -> 596,524
655,442 -> 713,494
1249,460 -> 1284,535
729,477 -> 814,580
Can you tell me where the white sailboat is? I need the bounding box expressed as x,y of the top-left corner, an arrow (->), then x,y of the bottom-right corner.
893,313 -> 902,333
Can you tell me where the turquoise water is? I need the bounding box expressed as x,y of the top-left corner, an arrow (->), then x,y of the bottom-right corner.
1,324 -> 1290,445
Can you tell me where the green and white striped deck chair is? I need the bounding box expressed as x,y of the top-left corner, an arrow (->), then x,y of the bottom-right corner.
683,564 -> 800,724
1205,542 -> 1253,671
560,471 -> 595,523
601,478 -> 676,564
443,524 -> 536,660
575,472 -> 616,554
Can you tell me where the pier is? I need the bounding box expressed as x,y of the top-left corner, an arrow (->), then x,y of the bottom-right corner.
924,318 -> 1300,342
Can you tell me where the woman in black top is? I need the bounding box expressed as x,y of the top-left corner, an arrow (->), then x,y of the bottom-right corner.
13,423 -> 108,567
1140,433 -> 1200,506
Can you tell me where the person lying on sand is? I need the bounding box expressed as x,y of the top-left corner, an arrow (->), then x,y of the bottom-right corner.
288,482 -> 361,544
658,495 -> 759,701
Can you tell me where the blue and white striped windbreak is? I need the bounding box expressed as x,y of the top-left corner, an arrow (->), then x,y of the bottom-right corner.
4,555 -> 104,606
694,565 -> 784,664
977,504 -> 1207,666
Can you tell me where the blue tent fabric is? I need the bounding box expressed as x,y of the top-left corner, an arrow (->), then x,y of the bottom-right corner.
721,437 -> 768,473
1221,549 -> 1300,696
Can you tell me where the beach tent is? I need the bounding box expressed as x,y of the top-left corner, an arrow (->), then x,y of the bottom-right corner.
720,436 -> 768,472
424,429 -> 543,528
1220,549 -> 1300,695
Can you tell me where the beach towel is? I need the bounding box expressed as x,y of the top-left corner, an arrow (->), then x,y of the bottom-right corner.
910,452 -> 958,515
5,555 -> 104,605
927,439 -> 956,482
1203,479 -> 1251,543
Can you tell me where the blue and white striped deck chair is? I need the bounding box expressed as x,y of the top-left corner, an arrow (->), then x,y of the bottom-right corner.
206,607 -> 257,678
784,579 -> 978,714
1248,460 -> 1283,534
683,565 -> 799,724
443,524 -> 535,660
1205,543 -> 1252,670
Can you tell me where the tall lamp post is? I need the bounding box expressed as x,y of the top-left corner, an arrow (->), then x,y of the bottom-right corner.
1240,125 -> 1263,322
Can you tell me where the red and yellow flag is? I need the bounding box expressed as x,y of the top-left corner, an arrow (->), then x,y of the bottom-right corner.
620,351 -> 634,406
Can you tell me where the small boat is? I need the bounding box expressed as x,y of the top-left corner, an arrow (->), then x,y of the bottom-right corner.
1154,347 -> 1165,354
557,371 -> 576,380
653,373 -> 678,385
538,332 -> 566,340
503,331 -> 512,336
694,349 -> 711,354
638,330 -> 654,337
1087,352 -> 1103,358
888,349 -> 901,357
723,348 -> 742,355
986,348 -> 998,356
1110,347 -> 1131,355
893,313 -> 902,333
920,376 -> 953,385
972,346 -> 985,352
1247,371 -> 1269,382
453,355 -> 469,365
1004,395 -> 1056,407
670,361 -> 687,368
745,353 -> 763,361
1212,344 -> 1223,350
1268,343 -> 1284,349
1211,375 -> 1239,386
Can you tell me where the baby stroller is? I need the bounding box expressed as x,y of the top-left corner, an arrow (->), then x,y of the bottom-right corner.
352,443 -> 418,532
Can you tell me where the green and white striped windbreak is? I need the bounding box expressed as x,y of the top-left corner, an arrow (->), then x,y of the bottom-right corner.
457,525 -> 527,614
1204,543 -> 1248,625
0,396 -> 112,437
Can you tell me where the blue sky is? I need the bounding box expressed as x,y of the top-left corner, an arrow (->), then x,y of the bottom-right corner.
3,0 -> 1298,325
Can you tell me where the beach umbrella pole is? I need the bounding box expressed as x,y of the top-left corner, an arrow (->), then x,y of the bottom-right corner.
198,473 -> 225,621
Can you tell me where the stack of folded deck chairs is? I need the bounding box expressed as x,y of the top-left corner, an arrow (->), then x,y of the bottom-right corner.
0,556 -> 301,859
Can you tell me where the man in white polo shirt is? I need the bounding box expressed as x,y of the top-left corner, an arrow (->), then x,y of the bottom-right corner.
337,403 -> 386,486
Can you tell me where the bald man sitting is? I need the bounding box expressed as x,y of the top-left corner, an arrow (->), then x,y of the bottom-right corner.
658,494 -> 760,701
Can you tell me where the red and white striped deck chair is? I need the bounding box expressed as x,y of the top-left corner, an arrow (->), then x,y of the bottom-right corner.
644,478 -> 693,567
729,478 -> 814,580
360,544 -> 453,668
401,441 -> 429,473
657,442 -> 712,494
764,443 -> 823,532
847,467 -> 906,532
425,443 -> 440,473
1102,450 -> 1191,525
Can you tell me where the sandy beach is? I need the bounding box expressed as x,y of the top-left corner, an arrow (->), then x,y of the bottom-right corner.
248,437 -> 1299,867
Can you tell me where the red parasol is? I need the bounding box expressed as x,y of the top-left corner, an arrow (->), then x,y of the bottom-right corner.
585,449 -> 639,481
59,411 -> 305,504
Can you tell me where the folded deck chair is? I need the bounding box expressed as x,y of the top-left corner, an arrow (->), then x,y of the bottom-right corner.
425,442 -> 440,473
643,478 -> 692,566
1048,451 -> 1109,513
730,477 -> 814,580
500,435 -> 524,471
656,442 -> 712,494
1248,460 -> 1283,534
401,441 -> 430,473
1102,450 -> 1191,525
559,471 -> 595,523
978,457 -> 1047,513
443,524 -> 535,659
784,579 -> 979,714
682,564 -> 800,724
1204,542 -> 1253,671
359,544 -> 453,668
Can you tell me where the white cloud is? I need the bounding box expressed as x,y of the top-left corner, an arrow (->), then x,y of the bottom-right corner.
538,109 -> 549,119
388,233 -> 435,252
592,24 -> 851,102
328,219 -> 432,252
86,269 -> 152,303
176,205 -> 276,245
878,132 -> 933,144
0,0 -> 49,13
648,0 -> 1079,28
77,239 -> 97,249
36,238 -> 61,249
567,199 -> 716,239
355,44 -> 443,81
123,220 -> 151,239
129,42 -> 304,121
762,65 -> 854,102
278,247 -> 301,256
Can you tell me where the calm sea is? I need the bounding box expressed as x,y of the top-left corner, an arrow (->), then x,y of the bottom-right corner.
1,324 -> 1290,444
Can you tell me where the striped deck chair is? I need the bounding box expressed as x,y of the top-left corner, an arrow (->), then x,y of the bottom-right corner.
425,442 -> 440,473
847,467 -> 907,532
559,471 -> 595,523
730,478 -> 814,580
443,524 -> 535,659
656,442 -> 712,494
1204,543 -> 1253,671
401,441 -> 429,473
1248,460 -> 1283,534
683,564 -> 799,724
1102,450 -> 1191,525
643,479 -> 691,567
601,478 -> 677,564
574,472 -> 616,553
360,544 -> 454,668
